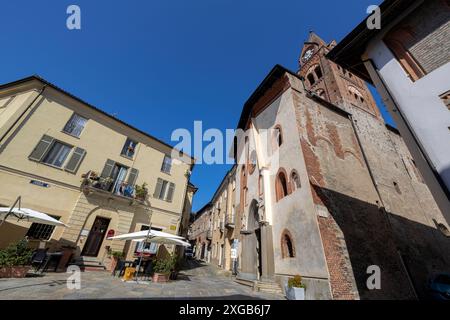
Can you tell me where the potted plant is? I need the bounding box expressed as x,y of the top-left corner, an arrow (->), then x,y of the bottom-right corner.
169,255 -> 182,280
0,240 -> 33,278
134,182 -> 148,201
285,275 -> 306,300
152,255 -> 175,283
108,250 -> 125,273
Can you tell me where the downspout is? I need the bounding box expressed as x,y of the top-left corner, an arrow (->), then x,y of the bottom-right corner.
0,85 -> 47,147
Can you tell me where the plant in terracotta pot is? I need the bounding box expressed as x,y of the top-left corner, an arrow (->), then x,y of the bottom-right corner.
134,182 -> 148,201
285,275 -> 307,300
152,255 -> 176,283
108,250 -> 124,273
0,239 -> 33,278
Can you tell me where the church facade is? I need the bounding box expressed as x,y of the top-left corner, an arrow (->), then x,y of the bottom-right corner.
192,33 -> 450,300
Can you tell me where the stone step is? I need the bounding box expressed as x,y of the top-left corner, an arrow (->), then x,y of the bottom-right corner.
69,256 -> 107,271
255,281 -> 283,294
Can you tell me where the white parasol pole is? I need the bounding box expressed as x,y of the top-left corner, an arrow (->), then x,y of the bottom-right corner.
134,208 -> 153,282
0,196 -> 21,227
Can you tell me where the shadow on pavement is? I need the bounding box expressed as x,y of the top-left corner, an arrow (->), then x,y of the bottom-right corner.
0,280 -> 67,292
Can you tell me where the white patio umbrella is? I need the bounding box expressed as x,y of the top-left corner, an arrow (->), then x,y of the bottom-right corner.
0,207 -> 67,227
107,229 -> 185,241
130,237 -> 191,247
108,228 -> 189,282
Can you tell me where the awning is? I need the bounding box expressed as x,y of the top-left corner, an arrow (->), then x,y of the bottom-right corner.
0,207 -> 68,227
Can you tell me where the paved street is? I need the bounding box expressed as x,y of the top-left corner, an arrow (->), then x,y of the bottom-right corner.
0,260 -> 284,300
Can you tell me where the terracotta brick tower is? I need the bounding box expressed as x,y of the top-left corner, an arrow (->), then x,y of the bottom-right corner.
298,32 -> 382,119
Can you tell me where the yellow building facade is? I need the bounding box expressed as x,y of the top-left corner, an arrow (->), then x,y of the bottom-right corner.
0,76 -> 195,268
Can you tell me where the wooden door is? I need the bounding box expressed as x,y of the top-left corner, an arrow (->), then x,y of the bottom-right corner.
81,217 -> 110,257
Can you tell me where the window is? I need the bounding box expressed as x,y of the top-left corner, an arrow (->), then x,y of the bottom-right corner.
307,73 -> 315,86
272,125 -> 283,151
29,135 -> 86,173
161,155 -> 172,174
42,141 -> 72,168
121,138 -> 138,158
393,181 -> 402,194
281,230 -> 295,258
154,178 -> 175,202
134,225 -> 163,255
26,216 -> 61,240
258,174 -> 264,196
275,169 -> 289,201
290,170 -> 301,191
440,91 -> 450,110
248,150 -> 257,174
63,113 -> 88,137
316,89 -> 326,99
314,65 -> 323,79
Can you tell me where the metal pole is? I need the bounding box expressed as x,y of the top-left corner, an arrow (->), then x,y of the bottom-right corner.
0,196 -> 21,227
134,209 -> 153,282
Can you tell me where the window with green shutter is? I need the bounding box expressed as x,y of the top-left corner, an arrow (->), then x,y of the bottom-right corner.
127,168 -> 139,186
29,135 -> 54,162
166,182 -> 175,202
101,159 -> 116,178
153,178 -> 175,202
65,147 -> 86,173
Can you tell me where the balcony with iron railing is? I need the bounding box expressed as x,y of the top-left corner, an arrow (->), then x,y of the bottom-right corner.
81,170 -> 149,205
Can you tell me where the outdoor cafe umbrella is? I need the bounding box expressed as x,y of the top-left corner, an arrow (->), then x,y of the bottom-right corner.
0,207 -> 67,227
107,229 -> 185,241
130,237 -> 191,247
107,229 -> 190,282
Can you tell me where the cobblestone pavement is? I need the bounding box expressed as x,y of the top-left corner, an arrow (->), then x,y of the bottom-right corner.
0,260 -> 285,300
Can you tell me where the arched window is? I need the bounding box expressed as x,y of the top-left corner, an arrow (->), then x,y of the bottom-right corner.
258,174 -> 264,196
290,170 -> 301,191
248,150 -> 257,175
275,169 -> 289,201
281,229 -> 295,258
240,165 -> 247,210
348,86 -> 365,104
314,65 -> 323,79
307,73 -> 315,86
272,125 -> 283,151
316,89 -> 326,99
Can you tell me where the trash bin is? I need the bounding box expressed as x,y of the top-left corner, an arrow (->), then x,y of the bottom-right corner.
123,267 -> 136,281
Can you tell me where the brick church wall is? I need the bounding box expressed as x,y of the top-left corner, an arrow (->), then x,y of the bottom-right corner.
292,89 -> 417,299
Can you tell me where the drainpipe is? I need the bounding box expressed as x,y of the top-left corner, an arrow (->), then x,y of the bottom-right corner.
0,85 -> 47,148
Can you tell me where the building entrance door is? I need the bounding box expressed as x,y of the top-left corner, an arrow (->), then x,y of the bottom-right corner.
81,217 -> 110,257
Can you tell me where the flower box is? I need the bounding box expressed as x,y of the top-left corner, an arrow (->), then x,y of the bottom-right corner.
0,266 -> 31,278
285,286 -> 305,300
152,272 -> 169,283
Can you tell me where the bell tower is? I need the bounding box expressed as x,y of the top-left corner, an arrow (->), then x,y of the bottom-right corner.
298,31 -> 381,119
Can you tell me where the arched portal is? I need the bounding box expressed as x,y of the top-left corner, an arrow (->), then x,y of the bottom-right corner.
239,199 -> 263,280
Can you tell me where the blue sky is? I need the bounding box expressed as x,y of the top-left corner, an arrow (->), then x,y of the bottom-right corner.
1,0 -> 389,212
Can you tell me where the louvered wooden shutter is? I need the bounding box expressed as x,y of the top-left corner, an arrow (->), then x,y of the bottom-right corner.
127,168 -> 139,186
166,182 -> 175,202
29,135 -> 53,161
65,148 -> 86,173
153,178 -> 163,198
101,159 -> 115,178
